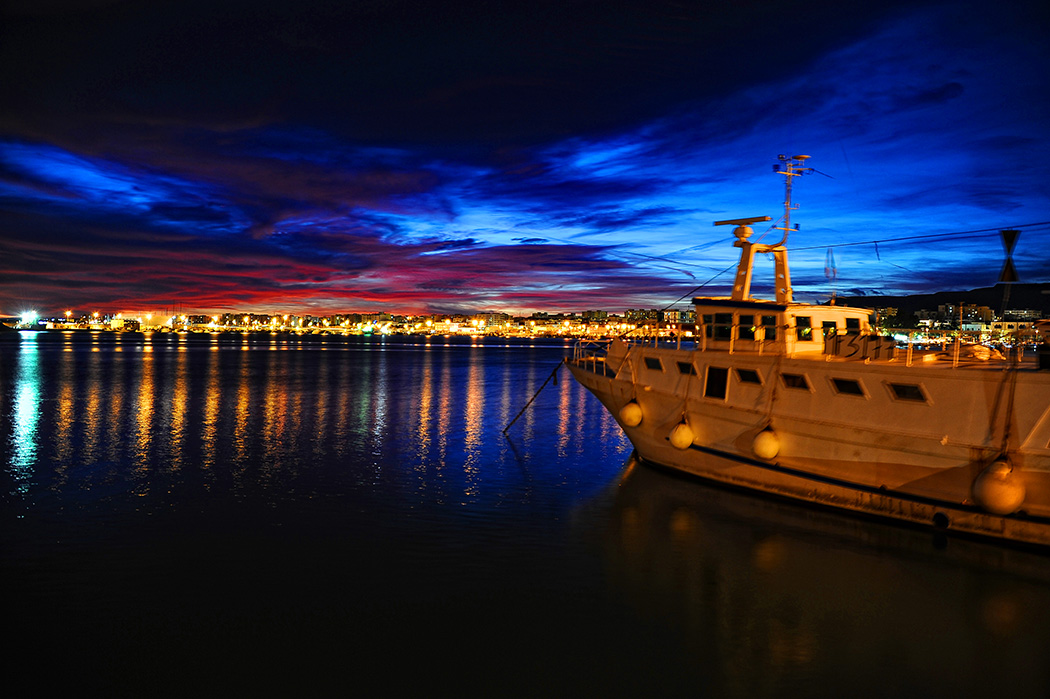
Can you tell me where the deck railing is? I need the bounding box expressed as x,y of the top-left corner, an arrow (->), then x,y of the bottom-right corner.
571,339 -> 613,376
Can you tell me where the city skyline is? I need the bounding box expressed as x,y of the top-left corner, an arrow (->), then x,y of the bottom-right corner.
10,277 -> 1050,324
2,0 -> 1049,317
10,281 -> 1048,330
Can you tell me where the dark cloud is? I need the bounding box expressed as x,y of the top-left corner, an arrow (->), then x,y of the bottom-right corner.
0,0 -> 1048,315
1,0 -> 925,147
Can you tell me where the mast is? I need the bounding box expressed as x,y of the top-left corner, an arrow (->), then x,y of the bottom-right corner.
717,155 -> 812,304
772,154 -> 812,246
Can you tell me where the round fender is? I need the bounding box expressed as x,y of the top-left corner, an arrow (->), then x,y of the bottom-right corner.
752,430 -> 780,460
619,401 -> 643,427
669,422 -> 694,450
972,460 -> 1025,515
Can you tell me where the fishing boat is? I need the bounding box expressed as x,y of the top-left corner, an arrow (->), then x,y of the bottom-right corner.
566,155 -> 1050,547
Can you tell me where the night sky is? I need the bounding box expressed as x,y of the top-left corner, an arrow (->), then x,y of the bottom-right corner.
2,0 -> 1048,316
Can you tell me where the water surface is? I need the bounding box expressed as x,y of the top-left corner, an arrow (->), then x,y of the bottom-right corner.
3,330 -> 1049,696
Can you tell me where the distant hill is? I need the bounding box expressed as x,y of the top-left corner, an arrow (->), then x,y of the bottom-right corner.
833,283 -> 1050,316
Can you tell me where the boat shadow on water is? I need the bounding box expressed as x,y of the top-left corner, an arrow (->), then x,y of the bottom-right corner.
575,449 -> 1050,692
602,452 -> 1050,575
574,451 -> 1050,696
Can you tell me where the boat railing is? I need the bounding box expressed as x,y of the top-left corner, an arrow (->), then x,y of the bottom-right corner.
571,339 -> 614,376
619,335 -> 698,351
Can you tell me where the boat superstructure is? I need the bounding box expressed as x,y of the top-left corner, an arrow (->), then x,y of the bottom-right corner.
567,155 -> 1050,547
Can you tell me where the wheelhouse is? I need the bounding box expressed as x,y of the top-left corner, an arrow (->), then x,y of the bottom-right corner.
693,297 -> 873,357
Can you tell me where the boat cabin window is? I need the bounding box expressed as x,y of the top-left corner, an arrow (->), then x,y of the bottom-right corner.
676,361 -> 697,375
761,316 -> 777,341
644,357 -> 664,371
738,314 -> 756,341
781,373 -> 810,390
713,313 -> 733,340
846,317 -> 861,334
736,368 -> 762,384
704,366 -> 729,399
888,383 -> 927,403
822,321 -> 837,338
831,378 -> 865,396
796,316 -> 813,341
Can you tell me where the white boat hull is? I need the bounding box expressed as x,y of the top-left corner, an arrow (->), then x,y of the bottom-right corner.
567,342 -> 1050,547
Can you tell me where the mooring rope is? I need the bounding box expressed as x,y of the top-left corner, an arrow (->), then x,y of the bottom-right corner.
503,361 -> 562,433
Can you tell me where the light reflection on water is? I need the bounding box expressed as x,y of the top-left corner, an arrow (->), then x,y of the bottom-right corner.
133,346 -> 154,482
2,330 -> 1050,696
9,332 -> 40,492
2,332 -> 614,508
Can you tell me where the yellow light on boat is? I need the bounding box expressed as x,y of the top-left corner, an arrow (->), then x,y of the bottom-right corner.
972,460 -> 1025,515
753,429 -> 780,460
669,421 -> 694,450
618,401 -> 643,427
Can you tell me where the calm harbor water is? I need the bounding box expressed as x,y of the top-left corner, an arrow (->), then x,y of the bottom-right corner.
3,330 -> 1050,696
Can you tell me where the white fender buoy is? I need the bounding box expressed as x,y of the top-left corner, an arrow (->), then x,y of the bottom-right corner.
972,460 -> 1025,515
753,429 -> 780,460
669,421 -> 694,450
619,400 -> 643,427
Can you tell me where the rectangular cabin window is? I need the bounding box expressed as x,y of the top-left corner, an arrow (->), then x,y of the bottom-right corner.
831,378 -> 865,396
643,357 -> 664,371
796,316 -> 813,341
703,314 -> 714,339
761,315 -> 777,341
704,366 -> 729,399
738,314 -> 756,341
714,313 -> 733,340
781,373 -> 810,390
676,361 -> 697,375
846,317 -> 861,334
736,368 -> 762,385
889,383 -> 927,403
822,321 -> 838,338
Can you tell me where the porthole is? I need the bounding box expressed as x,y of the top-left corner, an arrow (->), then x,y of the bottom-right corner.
736,368 -> 762,385
781,373 -> 810,390
889,383 -> 927,403
831,377 -> 865,396
643,357 -> 663,371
